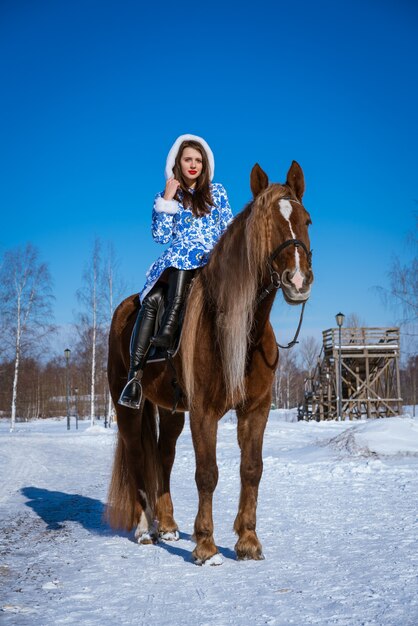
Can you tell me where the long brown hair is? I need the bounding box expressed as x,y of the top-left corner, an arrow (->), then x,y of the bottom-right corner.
172,140 -> 214,217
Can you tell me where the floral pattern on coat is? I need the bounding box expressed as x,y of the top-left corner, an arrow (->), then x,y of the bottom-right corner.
140,183 -> 233,299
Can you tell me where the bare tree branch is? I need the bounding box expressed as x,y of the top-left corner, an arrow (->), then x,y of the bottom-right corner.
376,213 -> 418,338
0,243 -> 55,429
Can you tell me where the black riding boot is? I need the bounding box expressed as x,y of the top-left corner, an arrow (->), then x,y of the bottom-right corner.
150,269 -> 195,349
118,285 -> 164,408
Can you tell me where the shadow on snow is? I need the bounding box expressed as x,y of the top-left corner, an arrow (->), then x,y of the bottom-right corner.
21,486 -> 238,562
154,530 -> 237,563
21,486 -> 130,539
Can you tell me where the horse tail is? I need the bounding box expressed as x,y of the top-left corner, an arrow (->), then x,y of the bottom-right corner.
140,398 -> 161,511
107,427 -> 136,530
180,275 -> 205,406
106,399 -> 161,531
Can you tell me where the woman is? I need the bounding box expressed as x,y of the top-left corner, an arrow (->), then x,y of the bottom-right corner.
119,134 -> 234,408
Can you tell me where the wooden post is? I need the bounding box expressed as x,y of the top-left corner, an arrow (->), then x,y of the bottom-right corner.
334,348 -> 339,419
396,354 -> 402,416
356,365 -> 361,418
365,348 -> 371,419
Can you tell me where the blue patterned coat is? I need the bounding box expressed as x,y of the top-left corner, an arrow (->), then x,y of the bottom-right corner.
140,183 -> 233,299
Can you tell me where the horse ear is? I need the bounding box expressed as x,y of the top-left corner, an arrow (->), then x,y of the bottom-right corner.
286,161 -> 305,201
250,164 -> 269,198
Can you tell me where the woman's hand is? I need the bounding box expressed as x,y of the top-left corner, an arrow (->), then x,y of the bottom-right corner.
163,177 -> 181,201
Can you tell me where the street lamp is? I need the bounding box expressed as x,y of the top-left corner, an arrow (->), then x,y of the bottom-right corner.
64,348 -> 71,430
335,313 -> 345,421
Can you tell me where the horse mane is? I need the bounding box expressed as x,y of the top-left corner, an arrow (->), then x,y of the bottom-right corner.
181,184 -> 289,405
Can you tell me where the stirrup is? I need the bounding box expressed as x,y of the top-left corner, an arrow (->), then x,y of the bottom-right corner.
118,371 -> 143,409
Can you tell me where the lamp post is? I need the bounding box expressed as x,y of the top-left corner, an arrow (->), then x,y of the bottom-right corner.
74,386 -> 79,430
335,313 -> 345,421
64,348 -> 71,430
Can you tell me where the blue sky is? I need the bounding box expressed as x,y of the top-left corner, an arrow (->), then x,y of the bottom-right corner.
1,0 -> 417,350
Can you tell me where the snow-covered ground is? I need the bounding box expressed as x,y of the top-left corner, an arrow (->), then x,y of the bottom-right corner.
1,411 -> 418,625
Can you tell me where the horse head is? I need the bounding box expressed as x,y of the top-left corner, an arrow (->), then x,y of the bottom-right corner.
250,161 -> 314,305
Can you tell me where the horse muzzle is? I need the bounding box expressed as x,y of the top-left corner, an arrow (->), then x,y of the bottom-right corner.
281,269 -> 313,305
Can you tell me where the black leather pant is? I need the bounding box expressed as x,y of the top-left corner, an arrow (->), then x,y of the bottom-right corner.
150,269 -> 195,348
128,283 -> 165,375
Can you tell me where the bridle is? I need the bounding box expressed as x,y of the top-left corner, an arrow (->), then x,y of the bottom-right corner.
256,197 -> 313,349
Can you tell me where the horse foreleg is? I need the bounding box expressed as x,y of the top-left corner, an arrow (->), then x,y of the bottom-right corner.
155,408 -> 185,540
233,401 -> 269,560
190,411 -> 221,565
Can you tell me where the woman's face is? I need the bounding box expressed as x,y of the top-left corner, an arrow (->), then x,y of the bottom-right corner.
180,147 -> 203,187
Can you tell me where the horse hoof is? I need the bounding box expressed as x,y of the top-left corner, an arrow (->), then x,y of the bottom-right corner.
236,551 -> 265,561
159,530 -> 179,541
235,534 -> 265,561
194,553 -> 223,566
135,530 -> 158,545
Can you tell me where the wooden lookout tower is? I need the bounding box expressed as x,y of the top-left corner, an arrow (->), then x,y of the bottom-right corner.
300,327 -> 402,420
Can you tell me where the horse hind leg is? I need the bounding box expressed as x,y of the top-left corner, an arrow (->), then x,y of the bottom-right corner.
233,402 -> 269,560
155,408 -> 185,540
135,489 -> 158,544
107,401 -> 160,544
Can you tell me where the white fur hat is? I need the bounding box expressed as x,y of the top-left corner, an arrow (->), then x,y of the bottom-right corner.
164,134 -> 215,181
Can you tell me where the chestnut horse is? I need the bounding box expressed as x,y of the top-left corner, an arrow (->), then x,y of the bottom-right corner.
107,161 -> 313,564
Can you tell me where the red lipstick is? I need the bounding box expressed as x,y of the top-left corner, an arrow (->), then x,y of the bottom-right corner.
189,170 -> 197,174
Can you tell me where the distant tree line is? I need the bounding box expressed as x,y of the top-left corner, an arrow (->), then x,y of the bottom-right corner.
0,239 -> 125,430
0,228 -> 416,427
378,212 -> 418,412
0,356 -> 109,422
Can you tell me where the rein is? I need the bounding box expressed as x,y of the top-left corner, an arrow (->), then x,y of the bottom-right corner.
257,197 -> 313,350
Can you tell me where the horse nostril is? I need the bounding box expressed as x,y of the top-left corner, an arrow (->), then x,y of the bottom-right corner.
281,270 -> 292,285
305,270 -> 314,285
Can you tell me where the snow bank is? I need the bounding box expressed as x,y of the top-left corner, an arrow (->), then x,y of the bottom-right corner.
327,417 -> 418,457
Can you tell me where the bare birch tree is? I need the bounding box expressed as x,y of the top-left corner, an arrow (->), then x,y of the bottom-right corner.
298,336 -> 321,376
0,244 -> 54,430
273,349 -> 300,409
386,255 -> 418,325
378,214 -> 417,326
101,242 -> 126,425
76,239 -> 103,426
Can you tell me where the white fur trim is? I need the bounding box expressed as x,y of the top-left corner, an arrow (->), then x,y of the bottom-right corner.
154,196 -> 179,215
164,134 -> 215,181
